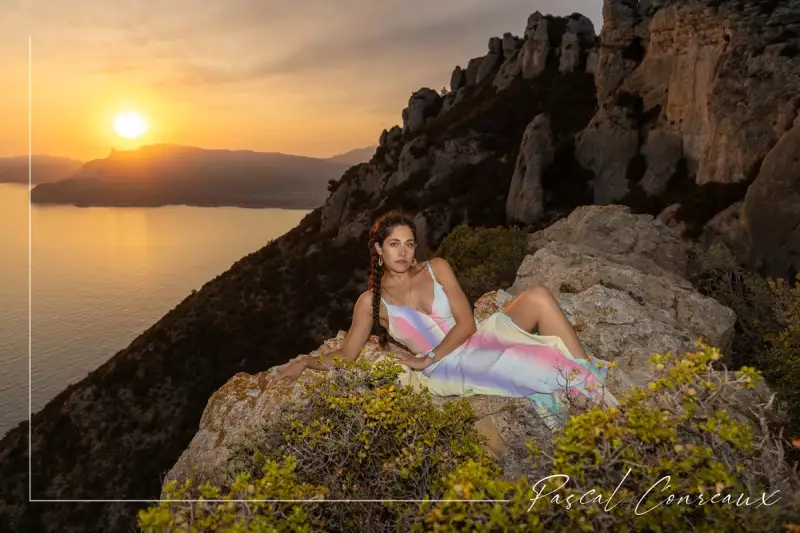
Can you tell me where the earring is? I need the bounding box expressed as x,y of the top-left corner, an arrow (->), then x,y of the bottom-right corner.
378,255 -> 383,267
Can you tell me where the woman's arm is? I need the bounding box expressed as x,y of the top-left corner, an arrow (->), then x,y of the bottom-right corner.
300,290 -> 374,371
424,257 -> 477,364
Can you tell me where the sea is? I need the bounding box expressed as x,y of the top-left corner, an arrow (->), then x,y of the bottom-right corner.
0,183 -> 310,437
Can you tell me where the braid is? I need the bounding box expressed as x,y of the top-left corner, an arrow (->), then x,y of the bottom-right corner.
369,247 -> 389,348
367,210 -> 421,350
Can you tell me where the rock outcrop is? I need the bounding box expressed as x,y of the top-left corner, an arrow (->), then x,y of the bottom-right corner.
520,12 -> 551,79
164,206 -> 748,488
401,88 -> 442,133
744,121 -> 800,278
574,0 -> 800,276
506,113 -> 554,224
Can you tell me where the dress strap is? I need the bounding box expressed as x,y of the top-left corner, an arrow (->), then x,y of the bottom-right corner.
426,260 -> 437,283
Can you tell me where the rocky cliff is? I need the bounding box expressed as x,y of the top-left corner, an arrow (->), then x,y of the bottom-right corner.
165,206 -> 764,489
1,1 -> 798,531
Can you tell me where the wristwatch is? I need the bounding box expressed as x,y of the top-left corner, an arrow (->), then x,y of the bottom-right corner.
422,348 -> 437,359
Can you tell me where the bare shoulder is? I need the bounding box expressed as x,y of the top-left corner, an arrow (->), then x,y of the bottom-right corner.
428,257 -> 455,278
356,290 -> 375,311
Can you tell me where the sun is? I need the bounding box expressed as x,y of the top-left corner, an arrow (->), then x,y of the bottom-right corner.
113,111 -> 149,140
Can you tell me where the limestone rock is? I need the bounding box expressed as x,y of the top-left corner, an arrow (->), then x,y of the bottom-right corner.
450,66 -> 466,92
510,241 -> 735,358
476,38 -> 504,84
385,135 -> 431,190
506,114 -> 554,224
575,101 -> 639,204
594,0 -> 642,101
586,50 -> 599,75
559,15 -> 596,74
320,178 -> 351,233
524,11 -> 544,39
378,125 -> 402,150
465,57 -> 484,86
700,201 -> 748,261
656,203 -> 688,237
520,16 -> 550,79
401,88 -> 442,134
527,204 -> 690,277
493,49 -> 522,91
502,32 -> 521,57
566,14 -> 596,46
426,137 -> 489,190
744,124 -> 800,277
640,129 -> 683,196
559,32 -> 581,74
336,210 -> 371,244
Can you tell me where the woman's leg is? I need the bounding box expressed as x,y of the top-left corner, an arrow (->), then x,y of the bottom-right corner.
502,286 -> 589,360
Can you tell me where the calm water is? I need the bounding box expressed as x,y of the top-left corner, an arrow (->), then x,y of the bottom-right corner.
0,183 -> 309,437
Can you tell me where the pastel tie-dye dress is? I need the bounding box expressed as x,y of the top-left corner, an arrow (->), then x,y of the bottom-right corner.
381,260 -> 619,431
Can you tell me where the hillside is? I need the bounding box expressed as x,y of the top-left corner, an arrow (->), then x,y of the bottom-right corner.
1,1 -> 798,531
324,146 -> 377,166
0,155 -> 83,184
29,144 -> 349,209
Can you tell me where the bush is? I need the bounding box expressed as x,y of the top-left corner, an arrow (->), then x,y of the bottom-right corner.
690,243 -> 778,368
138,357 -> 491,532
419,342 -> 800,532
762,275 -> 800,428
690,243 -> 800,431
437,224 -> 528,303
139,346 -> 800,532
138,456 -> 328,532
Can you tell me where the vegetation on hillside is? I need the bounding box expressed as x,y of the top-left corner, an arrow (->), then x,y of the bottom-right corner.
138,343 -> 800,532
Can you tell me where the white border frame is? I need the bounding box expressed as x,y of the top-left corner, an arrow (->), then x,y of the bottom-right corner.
24,36 -> 506,505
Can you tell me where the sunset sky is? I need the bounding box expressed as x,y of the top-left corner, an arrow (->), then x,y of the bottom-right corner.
0,0 -> 602,162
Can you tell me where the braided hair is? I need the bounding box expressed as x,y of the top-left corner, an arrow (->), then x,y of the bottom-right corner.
368,210 -> 420,348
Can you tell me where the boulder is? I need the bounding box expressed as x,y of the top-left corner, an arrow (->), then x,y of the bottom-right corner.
527,204 -> 690,277
450,66 -> 466,92
575,101 -> 640,205
425,137 -> 489,190
492,50 -> 522,91
520,16 -> 550,79
465,57 -> 484,86
744,123 -> 800,277
502,32 -> 521,57
476,38 -> 503,84
559,32 -> 582,74
401,88 -> 442,133
509,242 -> 736,384
700,201 -> 749,261
505,114 -> 554,224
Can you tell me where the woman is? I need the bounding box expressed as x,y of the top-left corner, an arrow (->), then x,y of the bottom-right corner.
278,211 -> 618,430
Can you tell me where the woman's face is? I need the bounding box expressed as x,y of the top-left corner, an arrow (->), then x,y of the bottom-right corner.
375,225 -> 416,271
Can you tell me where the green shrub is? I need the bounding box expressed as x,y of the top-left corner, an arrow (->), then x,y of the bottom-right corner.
139,357 -> 491,532
138,455 -> 328,532
419,342 -> 800,532
139,346 -> 800,532
437,224 -> 528,303
690,243 -> 779,368
690,243 -> 800,431
762,275 -> 800,428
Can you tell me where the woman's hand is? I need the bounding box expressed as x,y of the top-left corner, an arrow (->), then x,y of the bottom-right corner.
275,356 -> 309,384
394,352 -> 433,371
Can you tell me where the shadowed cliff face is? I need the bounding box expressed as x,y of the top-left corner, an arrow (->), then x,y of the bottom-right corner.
576,0 -> 800,275
1,1 -> 798,530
